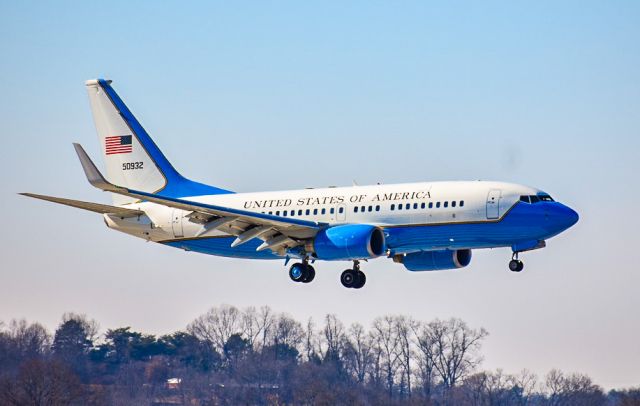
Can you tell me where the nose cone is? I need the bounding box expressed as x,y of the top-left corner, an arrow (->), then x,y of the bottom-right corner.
548,203 -> 579,233
565,206 -> 579,228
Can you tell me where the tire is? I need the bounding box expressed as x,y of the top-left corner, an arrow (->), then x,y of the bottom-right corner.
353,271 -> 366,289
289,263 -> 306,282
509,259 -> 523,272
340,269 -> 355,288
303,265 -> 316,283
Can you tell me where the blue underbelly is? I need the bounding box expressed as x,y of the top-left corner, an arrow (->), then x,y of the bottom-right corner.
161,203 -> 551,259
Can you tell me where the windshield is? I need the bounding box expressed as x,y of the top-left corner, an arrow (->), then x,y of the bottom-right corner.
519,194 -> 553,203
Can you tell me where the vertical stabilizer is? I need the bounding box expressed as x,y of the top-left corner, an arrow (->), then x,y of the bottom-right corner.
85,79 -> 232,205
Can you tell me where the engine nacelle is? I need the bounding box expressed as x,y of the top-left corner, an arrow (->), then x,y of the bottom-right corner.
396,249 -> 472,271
306,224 -> 386,261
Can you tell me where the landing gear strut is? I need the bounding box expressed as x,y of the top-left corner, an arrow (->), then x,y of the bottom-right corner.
509,252 -> 524,272
289,259 -> 315,284
341,261 -> 366,289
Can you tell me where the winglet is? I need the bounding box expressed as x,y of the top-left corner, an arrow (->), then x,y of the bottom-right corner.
73,143 -> 119,191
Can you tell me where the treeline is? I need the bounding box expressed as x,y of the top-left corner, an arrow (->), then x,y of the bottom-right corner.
0,307 -> 638,405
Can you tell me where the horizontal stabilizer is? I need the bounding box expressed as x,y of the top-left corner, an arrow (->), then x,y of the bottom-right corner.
19,193 -> 144,217
73,143 -> 322,230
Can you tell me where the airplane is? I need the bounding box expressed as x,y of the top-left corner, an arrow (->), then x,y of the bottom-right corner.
22,79 -> 579,289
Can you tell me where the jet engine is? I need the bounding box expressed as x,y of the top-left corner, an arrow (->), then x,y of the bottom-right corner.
395,249 -> 472,271
306,224 -> 386,261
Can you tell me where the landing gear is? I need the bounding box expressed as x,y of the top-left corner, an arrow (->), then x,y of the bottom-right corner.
289,260 -> 315,283
509,253 -> 524,272
341,261 -> 366,289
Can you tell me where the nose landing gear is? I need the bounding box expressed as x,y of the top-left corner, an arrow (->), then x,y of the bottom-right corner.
340,261 -> 366,289
509,252 -> 524,272
289,259 -> 315,283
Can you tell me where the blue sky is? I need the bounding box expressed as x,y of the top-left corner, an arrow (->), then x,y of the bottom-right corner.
1,1 -> 639,389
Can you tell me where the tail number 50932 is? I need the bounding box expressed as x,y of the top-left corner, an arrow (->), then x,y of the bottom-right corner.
122,162 -> 143,170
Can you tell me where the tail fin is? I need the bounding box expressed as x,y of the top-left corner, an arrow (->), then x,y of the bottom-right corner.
85,79 -> 232,205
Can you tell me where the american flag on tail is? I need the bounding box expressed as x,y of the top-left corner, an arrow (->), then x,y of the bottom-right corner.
105,135 -> 133,155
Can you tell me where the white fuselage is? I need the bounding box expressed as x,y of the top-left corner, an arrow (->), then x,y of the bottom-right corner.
106,180 -> 539,245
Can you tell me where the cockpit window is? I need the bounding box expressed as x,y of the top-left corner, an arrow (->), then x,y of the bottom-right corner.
519,195 -> 547,203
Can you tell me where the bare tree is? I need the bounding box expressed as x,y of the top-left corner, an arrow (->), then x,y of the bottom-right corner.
304,317 -> 320,362
394,315 -> 417,397
427,318 -> 488,389
510,369 -> 538,405
187,305 -> 242,352
272,313 -> 304,351
241,306 -> 263,349
7,319 -> 51,359
342,323 -> 373,384
322,314 -> 345,362
545,369 -> 605,406
0,359 -> 81,405
257,305 -> 275,349
370,316 -> 401,397
412,320 -> 437,397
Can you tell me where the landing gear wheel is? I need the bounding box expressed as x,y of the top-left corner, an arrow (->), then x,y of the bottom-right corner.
353,270 -> 366,289
303,265 -> 315,283
289,263 -> 307,282
340,269 -> 356,288
509,259 -> 524,272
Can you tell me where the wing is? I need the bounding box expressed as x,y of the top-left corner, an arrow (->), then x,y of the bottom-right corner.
19,193 -> 144,217
73,143 -> 324,254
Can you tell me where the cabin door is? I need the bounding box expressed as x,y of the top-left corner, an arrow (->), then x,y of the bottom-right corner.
486,189 -> 502,220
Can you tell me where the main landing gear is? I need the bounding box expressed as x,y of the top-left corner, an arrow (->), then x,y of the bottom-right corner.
341,261 -> 366,289
509,252 -> 524,272
289,260 -> 315,284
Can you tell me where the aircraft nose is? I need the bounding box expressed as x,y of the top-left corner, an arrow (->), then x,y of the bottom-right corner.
565,205 -> 579,227
548,203 -> 579,231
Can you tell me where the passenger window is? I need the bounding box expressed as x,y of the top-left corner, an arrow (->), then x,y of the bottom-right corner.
398,204 -> 403,210
368,206 -> 372,212
354,207 -> 358,213
330,208 -> 335,214
313,209 -> 318,215
290,210 -> 295,216
321,208 -> 326,215
452,201 -> 456,208
339,207 -> 344,214
298,210 -> 303,216
444,201 -> 448,208
460,200 -> 464,207
269,211 -> 273,215
306,209 -> 310,215
413,203 -> 418,209
375,205 -> 380,211
361,206 -> 365,212
391,204 -> 395,210
429,202 -> 433,209
421,202 -> 426,209
436,202 -> 441,208
283,211 -> 287,217
276,211 -> 280,216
